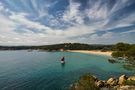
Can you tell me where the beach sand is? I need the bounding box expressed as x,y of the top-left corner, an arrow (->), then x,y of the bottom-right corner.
67,50 -> 112,56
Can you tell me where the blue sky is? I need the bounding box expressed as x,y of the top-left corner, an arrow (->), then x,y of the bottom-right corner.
0,0 -> 135,45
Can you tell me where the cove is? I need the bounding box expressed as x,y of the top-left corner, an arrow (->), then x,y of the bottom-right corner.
0,50 -> 134,90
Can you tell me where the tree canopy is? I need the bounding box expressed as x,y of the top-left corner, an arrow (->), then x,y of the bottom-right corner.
112,42 -> 135,62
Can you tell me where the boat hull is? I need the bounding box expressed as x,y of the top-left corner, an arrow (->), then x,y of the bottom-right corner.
61,61 -> 65,64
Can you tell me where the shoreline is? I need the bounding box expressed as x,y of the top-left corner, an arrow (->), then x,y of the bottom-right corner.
67,50 -> 112,56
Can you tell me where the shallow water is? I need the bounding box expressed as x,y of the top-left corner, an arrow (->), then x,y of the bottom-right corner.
0,50 -> 134,90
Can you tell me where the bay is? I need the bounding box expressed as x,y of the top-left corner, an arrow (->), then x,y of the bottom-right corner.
0,50 -> 134,90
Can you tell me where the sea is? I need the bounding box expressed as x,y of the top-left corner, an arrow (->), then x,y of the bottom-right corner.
0,50 -> 134,90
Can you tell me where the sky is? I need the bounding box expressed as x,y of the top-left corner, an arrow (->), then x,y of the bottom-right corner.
0,0 -> 135,45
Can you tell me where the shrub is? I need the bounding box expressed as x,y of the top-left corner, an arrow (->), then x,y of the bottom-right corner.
70,74 -> 99,90
125,80 -> 135,85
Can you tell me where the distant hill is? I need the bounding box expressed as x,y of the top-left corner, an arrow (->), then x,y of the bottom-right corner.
0,43 -> 113,51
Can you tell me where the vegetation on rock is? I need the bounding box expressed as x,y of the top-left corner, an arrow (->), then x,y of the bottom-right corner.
112,42 -> 135,69
70,74 -> 135,90
112,42 -> 135,61
70,74 -> 99,90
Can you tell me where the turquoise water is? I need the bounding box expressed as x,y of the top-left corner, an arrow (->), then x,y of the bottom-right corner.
0,50 -> 134,90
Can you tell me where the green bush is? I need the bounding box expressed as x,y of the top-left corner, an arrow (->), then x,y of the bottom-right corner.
113,42 -> 130,51
112,43 -> 135,65
111,51 -> 125,58
70,74 -> 99,90
125,80 -> 135,85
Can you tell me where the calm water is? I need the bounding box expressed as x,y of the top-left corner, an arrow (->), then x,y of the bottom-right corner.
0,50 -> 134,90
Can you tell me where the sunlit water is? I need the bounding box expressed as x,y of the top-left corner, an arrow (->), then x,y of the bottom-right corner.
0,50 -> 134,90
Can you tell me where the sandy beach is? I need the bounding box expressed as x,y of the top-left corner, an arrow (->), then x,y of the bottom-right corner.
67,50 -> 112,56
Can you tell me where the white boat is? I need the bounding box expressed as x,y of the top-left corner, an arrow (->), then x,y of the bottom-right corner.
61,60 -> 65,64
61,57 -> 65,64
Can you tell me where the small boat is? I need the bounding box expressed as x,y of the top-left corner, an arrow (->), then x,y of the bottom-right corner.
61,57 -> 65,64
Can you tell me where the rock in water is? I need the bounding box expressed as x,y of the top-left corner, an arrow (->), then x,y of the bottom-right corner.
118,75 -> 127,85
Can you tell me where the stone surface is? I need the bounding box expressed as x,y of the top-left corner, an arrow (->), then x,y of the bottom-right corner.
128,76 -> 135,81
118,75 -> 127,85
117,85 -> 135,90
70,75 -> 135,90
95,80 -> 104,87
107,78 -> 118,86
92,75 -> 98,81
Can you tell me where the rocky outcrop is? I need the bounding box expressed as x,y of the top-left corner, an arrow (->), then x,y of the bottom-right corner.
95,80 -> 104,87
117,85 -> 135,90
118,74 -> 127,85
107,77 -> 118,86
70,74 -> 135,90
128,76 -> 135,81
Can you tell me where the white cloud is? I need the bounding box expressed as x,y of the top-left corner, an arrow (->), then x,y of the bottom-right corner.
63,0 -> 84,24
9,12 -> 52,32
30,0 -> 38,11
0,0 -> 135,45
0,2 -> 4,11
110,0 -> 132,14
74,31 -> 135,44
0,3 -> 16,33
8,11 -> 95,37
0,3 -> 93,45
121,29 -> 135,34
63,24 -> 95,37
85,0 -> 108,20
88,32 -> 113,42
31,0 -> 57,20
116,12 -> 135,25
103,12 -> 135,31
0,15 -> 16,32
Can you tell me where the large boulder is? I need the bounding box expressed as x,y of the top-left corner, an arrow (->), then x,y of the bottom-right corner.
118,75 -> 127,85
117,85 -> 135,90
102,80 -> 107,86
128,76 -> 135,81
107,78 -> 118,86
95,80 -> 104,87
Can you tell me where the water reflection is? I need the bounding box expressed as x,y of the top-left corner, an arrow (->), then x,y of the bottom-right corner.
61,63 -> 65,68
